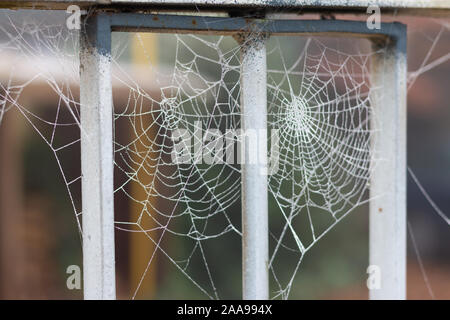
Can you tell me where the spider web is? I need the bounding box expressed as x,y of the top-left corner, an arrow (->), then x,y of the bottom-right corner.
0,9 -> 449,299
112,33 -> 242,299
266,36 -> 375,299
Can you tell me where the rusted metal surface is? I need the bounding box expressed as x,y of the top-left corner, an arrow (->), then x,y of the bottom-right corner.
1,0 -> 449,17
105,12 -> 405,42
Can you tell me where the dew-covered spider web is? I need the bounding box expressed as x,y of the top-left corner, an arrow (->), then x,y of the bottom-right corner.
266,36 -> 375,299
0,9 -> 449,299
110,32 -> 379,299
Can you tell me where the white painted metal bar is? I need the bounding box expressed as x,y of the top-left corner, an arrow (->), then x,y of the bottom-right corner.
369,28 -> 407,300
238,33 -> 269,300
80,13 -> 116,300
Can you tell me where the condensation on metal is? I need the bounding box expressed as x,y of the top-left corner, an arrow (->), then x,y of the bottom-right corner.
237,32 -> 269,300
78,12 -> 406,300
369,25 -> 407,300
80,13 -> 116,300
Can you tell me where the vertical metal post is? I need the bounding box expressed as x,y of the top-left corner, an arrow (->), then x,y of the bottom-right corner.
80,13 -> 116,300
369,27 -> 407,300
237,32 -> 269,300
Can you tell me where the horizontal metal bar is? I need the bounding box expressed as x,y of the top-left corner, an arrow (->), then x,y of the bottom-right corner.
106,13 -> 405,40
2,0 -> 450,18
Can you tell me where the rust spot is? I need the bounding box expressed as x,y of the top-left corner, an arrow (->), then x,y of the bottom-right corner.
192,19 -> 197,25
378,207 -> 383,213
152,16 -> 159,21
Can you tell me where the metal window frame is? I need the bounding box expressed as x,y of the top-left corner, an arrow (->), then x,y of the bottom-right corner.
80,12 -> 406,300
3,0 -> 450,18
